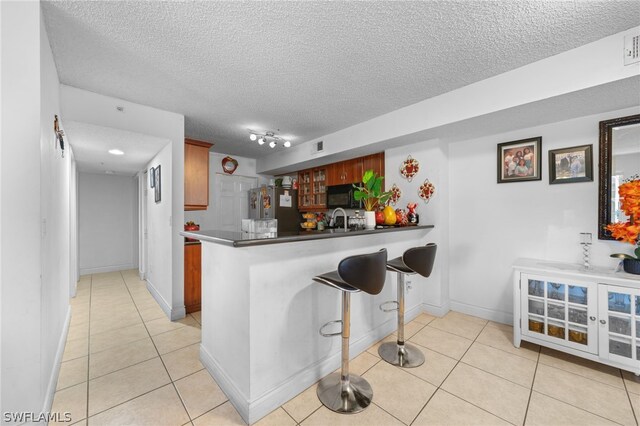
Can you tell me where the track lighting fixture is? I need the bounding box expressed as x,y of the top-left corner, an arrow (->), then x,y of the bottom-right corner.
248,129 -> 292,149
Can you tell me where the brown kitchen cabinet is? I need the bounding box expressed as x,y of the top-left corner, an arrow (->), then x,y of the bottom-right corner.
184,138 -> 213,211
298,167 -> 327,211
362,152 -> 385,189
184,242 -> 201,314
326,158 -> 363,185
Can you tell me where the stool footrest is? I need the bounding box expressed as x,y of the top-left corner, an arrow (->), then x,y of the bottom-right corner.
319,319 -> 343,337
379,300 -> 399,312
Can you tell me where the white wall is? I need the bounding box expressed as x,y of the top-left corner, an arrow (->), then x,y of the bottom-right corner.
258,27 -> 639,174
78,172 -> 138,275
1,2 -> 75,416
448,106 -> 640,324
144,145 -> 176,317
184,152 -> 266,230
384,140 -> 450,316
61,86 -> 184,319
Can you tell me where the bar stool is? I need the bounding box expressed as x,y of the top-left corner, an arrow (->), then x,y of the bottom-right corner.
378,243 -> 437,368
313,249 -> 388,414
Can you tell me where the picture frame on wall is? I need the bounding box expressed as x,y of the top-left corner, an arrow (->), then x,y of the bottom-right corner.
154,165 -> 161,203
549,144 -> 593,184
497,137 -> 542,183
150,167 -> 155,188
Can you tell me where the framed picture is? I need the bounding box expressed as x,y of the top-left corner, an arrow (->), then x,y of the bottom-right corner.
154,165 -> 161,203
549,144 -> 593,184
497,137 -> 542,183
150,167 -> 155,188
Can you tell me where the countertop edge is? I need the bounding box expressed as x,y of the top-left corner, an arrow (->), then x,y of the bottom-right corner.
180,225 -> 434,247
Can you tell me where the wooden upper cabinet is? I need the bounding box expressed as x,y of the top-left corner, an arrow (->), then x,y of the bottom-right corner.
184,139 -> 213,211
362,152 -> 385,188
327,158 -> 364,185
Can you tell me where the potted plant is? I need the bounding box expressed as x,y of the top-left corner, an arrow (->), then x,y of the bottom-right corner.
353,170 -> 392,229
606,175 -> 640,274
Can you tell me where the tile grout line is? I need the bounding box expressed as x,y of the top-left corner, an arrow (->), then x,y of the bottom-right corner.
408,319 -> 519,426
521,344 -> 541,426
620,369 -> 639,426
120,270 -> 195,423
78,272 -> 177,422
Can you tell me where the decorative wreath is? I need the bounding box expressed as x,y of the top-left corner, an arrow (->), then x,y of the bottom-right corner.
418,179 -> 435,203
400,155 -> 420,182
221,156 -> 238,174
389,184 -> 402,205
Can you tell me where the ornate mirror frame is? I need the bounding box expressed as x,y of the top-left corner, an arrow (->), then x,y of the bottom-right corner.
598,114 -> 640,240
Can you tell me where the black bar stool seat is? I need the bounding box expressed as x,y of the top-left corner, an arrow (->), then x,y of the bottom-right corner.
385,258 -> 413,274
313,249 -> 387,415
313,271 -> 359,293
379,243 -> 437,368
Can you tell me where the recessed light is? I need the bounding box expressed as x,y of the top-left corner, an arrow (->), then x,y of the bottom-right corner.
269,141 -> 276,148
108,149 -> 124,155
283,140 -> 291,148
249,133 -> 257,141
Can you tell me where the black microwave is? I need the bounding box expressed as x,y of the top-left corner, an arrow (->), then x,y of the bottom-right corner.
327,183 -> 362,209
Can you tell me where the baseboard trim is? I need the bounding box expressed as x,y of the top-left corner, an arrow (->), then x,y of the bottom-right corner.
42,306 -> 71,413
449,300 -> 512,325
79,263 -> 134,275
145,279 -> 185,321
422,302 -> 449,318
200,304 -> 421,424
200,345 -> 251,421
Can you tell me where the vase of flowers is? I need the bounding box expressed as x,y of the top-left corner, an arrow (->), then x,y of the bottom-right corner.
353,170 -> 392,229
606,175 -> 640,275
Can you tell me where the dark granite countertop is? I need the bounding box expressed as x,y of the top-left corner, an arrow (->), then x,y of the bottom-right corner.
180,225 -> 434,247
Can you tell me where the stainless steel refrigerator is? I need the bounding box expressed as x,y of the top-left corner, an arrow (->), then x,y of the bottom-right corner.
248,187 -> 300,233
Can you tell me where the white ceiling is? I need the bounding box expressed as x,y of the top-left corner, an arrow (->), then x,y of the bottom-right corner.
42,1 -> 640,159
65,121 -> 169,175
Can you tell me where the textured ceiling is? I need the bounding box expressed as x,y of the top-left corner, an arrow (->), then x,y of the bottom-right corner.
42,1 -> 640,159
65,121 -> 169,175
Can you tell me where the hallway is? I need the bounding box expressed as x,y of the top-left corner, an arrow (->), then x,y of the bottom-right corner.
50,270 -> 239,425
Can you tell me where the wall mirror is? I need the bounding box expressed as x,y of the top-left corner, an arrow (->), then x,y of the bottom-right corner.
598,114 -> 640,240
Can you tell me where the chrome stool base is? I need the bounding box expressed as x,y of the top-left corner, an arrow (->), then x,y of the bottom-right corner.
378,341 -> 425,368
317,372 -> 373,414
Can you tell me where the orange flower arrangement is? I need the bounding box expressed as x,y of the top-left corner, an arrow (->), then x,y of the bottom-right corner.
607,176 -> 640,260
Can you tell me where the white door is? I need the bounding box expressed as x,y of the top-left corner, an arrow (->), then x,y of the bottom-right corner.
521,273 -> 598,354
214,174 -> 258,232
598,284 -> 640,368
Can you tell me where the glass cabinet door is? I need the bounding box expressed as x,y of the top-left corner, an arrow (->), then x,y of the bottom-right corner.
521,274 -> 598,354
598,285 -> 640,367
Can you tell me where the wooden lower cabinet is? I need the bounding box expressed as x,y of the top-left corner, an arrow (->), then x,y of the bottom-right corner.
184,243 -> 201,314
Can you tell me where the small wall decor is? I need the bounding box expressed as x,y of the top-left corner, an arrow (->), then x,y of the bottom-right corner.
400,155 -> 420,181
549,144 -> 593,184
222,156 -> 238,174
389,184 -> 402,205
497,137 -> 542,183
418,179 -> 435,203
150,167 -> 156,188
54,115 -> 65,158
154,165 -> 161,203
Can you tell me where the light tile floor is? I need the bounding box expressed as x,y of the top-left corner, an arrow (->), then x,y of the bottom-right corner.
52,270 -> 640,425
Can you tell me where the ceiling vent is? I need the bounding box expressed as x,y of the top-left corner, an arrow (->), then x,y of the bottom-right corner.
311,140 -> 324,155
624,33 -> 639,65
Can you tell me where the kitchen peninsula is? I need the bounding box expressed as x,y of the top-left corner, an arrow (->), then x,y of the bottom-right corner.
181,225 -> 434,423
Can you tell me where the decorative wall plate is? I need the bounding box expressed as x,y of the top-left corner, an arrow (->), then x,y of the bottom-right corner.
389,184 -> 402,205
418,179 -> 435,203
222,156 -> 238,174
400,155 -> 420,182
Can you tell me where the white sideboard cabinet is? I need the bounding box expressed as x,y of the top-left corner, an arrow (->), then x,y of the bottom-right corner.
513,258 -> 640,374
